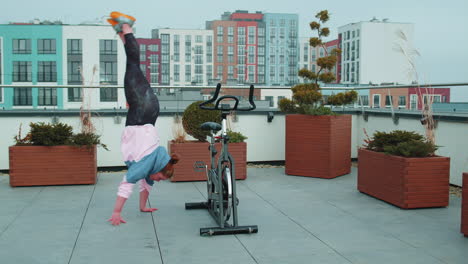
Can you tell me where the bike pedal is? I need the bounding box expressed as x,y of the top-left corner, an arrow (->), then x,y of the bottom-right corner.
193,161 -> 207,172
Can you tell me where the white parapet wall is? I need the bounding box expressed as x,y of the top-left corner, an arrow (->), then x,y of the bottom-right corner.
1,110 -> 466,186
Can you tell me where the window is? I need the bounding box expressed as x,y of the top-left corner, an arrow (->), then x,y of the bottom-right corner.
238,65 -> 245,74
185,65 -> 191,82
423,94 -> 442,105
68,87 -> 81,102
196,35 -> 203,43
373,94 -> 381,108
14,88 -> 32,106
265,96 -> 274,107
206,65 -> 212,81
100,87 -> 117,102
385,95 -> 393,107
248,46 -> 255,64
174,64 -> 180,82
185,35 -> 192,47
13,61 -> 32,82
100,61 -> 117,84
38,88 -> 57,106
217,65 -> 223,79
13,39 -> 31,54
150,74 -> 159,84
68,61 -> 82,84
99,40 -> 117,55
67,39 -> 82,55
248,27 -> 256,44
196,65 -> 203,74
398,96 -> 406,107
360,95 -> 369,106
150,55 -> 159,63
149,45 -> 159,52
248,65 -> 255,82
38,39 -> 56,54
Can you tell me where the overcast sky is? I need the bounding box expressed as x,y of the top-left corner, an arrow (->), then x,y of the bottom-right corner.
2,0 -> 467,92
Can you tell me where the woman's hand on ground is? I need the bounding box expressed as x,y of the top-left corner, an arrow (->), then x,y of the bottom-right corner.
108,212 -> 127,225
140,207 -> 158,212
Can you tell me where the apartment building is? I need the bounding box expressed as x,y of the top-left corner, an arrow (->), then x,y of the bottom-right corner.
136,38 -> 161,85
298,38 -> 340,84
339,18 -> 415,85
369,87 -> 450,110
263,13 -> 299,86
206,10 -> 299,86
0,22 -> 126,110
151,28 -> 214,86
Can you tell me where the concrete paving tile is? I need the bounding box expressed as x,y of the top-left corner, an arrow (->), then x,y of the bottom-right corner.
149,180 -> 257,264
0,168 -> 466,264
0,184 -> 94,264
70,173 -> 163,264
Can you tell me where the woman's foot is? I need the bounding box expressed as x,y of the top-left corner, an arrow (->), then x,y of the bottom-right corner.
110,11 -> 136,27
107,19 -> 122,33
107,11 -> 136,33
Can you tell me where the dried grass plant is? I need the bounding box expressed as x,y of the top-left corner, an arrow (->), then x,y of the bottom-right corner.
394,29 -> 436,145
172,114 -> 188,143
78,65 -> 97,134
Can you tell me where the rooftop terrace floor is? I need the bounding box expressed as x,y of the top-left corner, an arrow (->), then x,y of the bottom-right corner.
0,167 -> 466,264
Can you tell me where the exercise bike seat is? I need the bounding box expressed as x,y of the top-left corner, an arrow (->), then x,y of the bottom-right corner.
200,122 -> 222,131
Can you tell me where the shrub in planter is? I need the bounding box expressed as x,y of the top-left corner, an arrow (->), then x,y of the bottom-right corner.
169,101 -> 248,181
182,101 -> 221,142
358,130 -> 450,209
9,122 -> 107,187
278,10 -> 357,179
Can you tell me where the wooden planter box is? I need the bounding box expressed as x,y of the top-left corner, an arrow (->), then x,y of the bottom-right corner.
9,145 -> 97,187
285,114 -> 351,179
168,141 -> 247,182
462,173 -> 468,237
358,149 -> 450,209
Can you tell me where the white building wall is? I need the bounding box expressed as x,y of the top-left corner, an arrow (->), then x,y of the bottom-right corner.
157,29 -> 213,86
261,88 -> 292,108
1,112 -> 467,186
339,20 -> 415,85
62,25 -> 127,110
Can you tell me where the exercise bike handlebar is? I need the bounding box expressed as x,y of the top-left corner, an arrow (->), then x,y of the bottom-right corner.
199,83 -> 256,111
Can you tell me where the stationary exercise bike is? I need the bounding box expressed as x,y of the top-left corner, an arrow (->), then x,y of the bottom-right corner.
185,83 -> 259,236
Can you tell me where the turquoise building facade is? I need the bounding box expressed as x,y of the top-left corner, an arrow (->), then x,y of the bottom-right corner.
0,24 -> 63,109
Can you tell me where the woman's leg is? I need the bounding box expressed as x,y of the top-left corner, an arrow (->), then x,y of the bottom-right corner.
120,25 -> 159,126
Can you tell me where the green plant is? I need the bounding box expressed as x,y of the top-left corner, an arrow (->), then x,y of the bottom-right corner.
278,10 -> 358,115
227,130 -> 247,143
364,130 -> 437,157
182,101 -> 221,142
29,122 -> 73,146
70,132 -> 108,150
14,122 -> 107,150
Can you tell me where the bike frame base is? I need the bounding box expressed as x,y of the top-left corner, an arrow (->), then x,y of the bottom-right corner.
185,202 -> 208,210
185,202 -> 258,236
200,225 -> 259,236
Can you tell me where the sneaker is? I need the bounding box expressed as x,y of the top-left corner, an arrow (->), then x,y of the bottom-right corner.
106,18 -> 122,33
110,11 -> 136,27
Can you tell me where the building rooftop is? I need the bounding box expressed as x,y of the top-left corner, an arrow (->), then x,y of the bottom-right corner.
0,167 -> 466,264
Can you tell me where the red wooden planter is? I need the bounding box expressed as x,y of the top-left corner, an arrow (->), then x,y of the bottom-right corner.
358,149 -> 450,209
462,173 -> 468,237
285,114 -> 351,179
9,145 -> 97,187
168,141 -> 247,182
